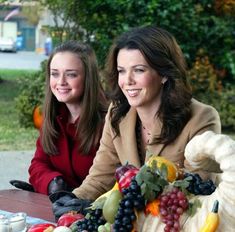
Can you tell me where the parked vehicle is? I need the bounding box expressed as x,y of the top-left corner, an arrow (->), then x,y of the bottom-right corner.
0,37 -> 17,52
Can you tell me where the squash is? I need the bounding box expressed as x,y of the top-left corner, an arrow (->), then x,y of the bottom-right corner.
135,131 -> 235,231
33,105 -> 43,129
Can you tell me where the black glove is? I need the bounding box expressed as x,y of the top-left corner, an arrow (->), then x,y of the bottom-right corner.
48,176 -> 71,195
9,180 -> 35,192
49,191 -> 92,221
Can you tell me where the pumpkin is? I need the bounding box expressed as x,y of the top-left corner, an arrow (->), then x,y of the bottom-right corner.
33,105 -> 43,129
135,131 -> 235,231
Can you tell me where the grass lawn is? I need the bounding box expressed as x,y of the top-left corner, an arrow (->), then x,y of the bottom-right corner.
0,69 -> 39,151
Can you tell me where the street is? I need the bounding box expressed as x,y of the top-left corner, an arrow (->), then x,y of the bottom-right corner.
0,51 -> 48,70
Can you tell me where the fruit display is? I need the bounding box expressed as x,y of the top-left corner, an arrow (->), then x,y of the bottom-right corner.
71,145 -> 220,232
30,131 -> 235,231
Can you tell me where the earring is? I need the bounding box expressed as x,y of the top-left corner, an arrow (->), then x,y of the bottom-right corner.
161,76 -> 168,84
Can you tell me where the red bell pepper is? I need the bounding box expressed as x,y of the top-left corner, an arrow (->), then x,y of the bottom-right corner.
118,168 -> 139,191
28,223 -> 56,232
57,212 -> 84,227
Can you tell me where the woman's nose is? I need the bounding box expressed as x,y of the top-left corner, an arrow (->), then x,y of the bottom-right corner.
126,72 -> 135,85
58,74 -> 67,85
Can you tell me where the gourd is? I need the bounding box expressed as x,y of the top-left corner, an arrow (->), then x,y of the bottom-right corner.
135,131 -> 235,231
33,105 -> 43,129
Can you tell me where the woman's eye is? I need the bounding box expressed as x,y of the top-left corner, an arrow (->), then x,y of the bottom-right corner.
134,68 -> 144,73
117,69 -> 124,74
51,72 -> 59,78
66,73 -> 77,78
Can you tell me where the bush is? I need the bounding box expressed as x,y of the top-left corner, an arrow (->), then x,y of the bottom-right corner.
218,88 -> 235,131
15,61 -> 46,127
188,50 -> 222,93
193,87 -> 235,131
188,51 -> 235,131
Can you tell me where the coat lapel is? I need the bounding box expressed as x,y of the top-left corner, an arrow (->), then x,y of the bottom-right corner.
119,108 -> 141,167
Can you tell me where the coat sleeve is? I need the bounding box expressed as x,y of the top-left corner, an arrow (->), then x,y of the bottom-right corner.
72,107 -> 120,200
28,136 -> 63,194
183,99 -> 221,176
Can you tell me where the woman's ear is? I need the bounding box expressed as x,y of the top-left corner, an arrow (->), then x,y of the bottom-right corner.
161,76 -> 168,84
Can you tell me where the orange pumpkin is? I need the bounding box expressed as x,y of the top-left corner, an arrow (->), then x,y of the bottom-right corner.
33,105 -> 43,129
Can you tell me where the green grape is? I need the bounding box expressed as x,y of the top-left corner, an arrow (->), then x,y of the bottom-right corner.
104,222 -> 111,231
97,225 -> 107,232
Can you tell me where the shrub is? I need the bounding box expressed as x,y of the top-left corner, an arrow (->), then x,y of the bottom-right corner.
188,51 -> 235,131
15,61 -> 46,127
188,50 -> 222,93
214,86 -> 235,131
193,87 -> 235,131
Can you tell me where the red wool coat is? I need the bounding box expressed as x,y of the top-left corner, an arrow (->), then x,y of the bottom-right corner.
28,111 -> 100,195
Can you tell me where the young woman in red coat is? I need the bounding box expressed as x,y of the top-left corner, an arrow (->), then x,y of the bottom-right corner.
27,41 -> 107,195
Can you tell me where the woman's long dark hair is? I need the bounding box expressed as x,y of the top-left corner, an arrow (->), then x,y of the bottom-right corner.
105,26 -> 192,145
42,41 -> 107,155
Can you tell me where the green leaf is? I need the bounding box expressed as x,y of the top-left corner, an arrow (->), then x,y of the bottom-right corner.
140,182 -> 147,195
135,173 -> 144,185
187,199 -> 202,217
136,163 -> 169,201
173,178 -> 190,189
89,196 -> 106,210
156,178 -> 168,187
159,163 -> 168,180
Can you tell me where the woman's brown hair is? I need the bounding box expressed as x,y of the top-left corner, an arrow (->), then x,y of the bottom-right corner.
42,41 -> 107,155
105,25 -> 192,145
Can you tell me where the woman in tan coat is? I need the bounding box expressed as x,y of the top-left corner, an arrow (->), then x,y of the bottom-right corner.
51,25 -> 221,218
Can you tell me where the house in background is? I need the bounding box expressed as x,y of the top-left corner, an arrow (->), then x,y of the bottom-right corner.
0,3 -> 36,51
0,1 -> 57,53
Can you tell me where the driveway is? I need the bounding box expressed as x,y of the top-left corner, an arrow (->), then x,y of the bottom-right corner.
0,150 -> 33,190
0,51 -> 48,70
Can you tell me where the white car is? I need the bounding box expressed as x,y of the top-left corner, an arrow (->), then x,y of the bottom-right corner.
0,37 -> 17,52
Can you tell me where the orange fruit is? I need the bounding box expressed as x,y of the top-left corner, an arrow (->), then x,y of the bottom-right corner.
147,156 -> 178,182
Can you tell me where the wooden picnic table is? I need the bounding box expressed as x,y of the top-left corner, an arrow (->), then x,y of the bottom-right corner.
0,189 -> 55,222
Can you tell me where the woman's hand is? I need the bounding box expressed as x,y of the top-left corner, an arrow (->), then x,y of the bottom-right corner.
49,191 -> 92,220
48,176 -> 70,195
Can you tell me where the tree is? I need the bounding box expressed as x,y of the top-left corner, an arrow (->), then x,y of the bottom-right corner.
40,0 -> 234,80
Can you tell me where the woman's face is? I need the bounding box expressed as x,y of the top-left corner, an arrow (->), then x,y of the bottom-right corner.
50,51 -> 85,106
117,48 -> 164,111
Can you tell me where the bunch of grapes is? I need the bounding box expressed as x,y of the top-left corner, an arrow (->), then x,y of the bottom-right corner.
75,208 -> 106,232
113,178 -> 145,232
159,187 -> 188,232
184,173 -> 216,195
